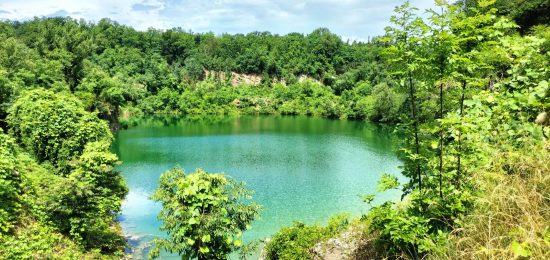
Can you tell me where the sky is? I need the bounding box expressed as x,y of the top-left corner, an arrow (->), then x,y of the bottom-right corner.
0,0 -> 436,41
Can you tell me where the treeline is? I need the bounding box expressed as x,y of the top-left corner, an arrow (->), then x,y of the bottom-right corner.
0,15 -> 404,129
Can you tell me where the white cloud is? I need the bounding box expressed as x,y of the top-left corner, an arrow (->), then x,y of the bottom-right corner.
0,0 -> 436,38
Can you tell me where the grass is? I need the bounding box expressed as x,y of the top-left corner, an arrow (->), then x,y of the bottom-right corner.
438,141 -> 550,259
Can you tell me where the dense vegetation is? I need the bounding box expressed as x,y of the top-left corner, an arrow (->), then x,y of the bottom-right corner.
0,12 -> 405,130
0,0 -> 548,259
263,0 -> 550,259
263,214 -> 351,260
0,89 -> 126,258
0,13 -> 389,258
149,168 -> 261,260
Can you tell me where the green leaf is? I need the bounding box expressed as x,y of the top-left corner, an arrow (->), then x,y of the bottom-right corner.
377,174 -> 400,192
538,80 -> 548,89
361,194 -> 375,204
486,95 -> 495,103
234,239 -> 242,247
544,228 -> 550,246
510,241 -> 531,257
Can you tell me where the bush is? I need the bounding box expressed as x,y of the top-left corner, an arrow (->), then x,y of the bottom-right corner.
149,168 -> 261,259
7,88 -> 111,173
263,214 -> 350,260
367,201 -> 444,258
30,141 -> 127,252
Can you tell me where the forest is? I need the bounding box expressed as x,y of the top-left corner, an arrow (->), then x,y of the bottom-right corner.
0,0 -> 549,259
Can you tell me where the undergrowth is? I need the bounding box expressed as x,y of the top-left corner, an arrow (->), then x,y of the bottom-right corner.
437,141 -> 550,259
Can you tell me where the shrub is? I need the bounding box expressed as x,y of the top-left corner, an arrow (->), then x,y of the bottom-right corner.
149,168 -> 261,260
7,88 -> 111,173
263,214 -> 350,260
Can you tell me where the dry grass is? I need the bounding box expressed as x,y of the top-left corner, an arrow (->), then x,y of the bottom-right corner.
440,141 -> 550,259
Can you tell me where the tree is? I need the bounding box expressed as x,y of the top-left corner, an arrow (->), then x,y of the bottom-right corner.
184,57 -> 205,81
7,88 -> 112,173
368,83 -> 405,123
35,141 -> 127,252
76,62 -> 146,128
382,1 -> 430,196
6,88 -> 127,252
459,0 -> 550,31
307,28 -> 344,78
15,17 -> 97,90
0,36 -> 67,123
149,168 -> 261,260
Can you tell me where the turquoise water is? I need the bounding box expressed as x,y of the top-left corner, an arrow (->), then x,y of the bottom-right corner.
112,116 -> 403,258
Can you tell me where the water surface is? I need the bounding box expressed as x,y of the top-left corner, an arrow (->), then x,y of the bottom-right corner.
112,116 -> 403,258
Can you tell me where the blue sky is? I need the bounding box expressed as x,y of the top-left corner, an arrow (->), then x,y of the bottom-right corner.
0,0 -> 436,41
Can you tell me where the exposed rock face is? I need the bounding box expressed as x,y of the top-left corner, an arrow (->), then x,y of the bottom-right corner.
311,224 -> 379,260
204,70 -> 321,86
204,70 -> 263,85
535,111 -> 549,126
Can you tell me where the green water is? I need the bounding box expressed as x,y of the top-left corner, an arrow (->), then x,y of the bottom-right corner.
112,116 -> 403,258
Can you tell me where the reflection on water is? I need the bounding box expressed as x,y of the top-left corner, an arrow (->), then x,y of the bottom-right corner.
112,116 -> 403,259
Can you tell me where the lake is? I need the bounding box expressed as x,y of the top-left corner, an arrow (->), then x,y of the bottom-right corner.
112,116 -> 403,258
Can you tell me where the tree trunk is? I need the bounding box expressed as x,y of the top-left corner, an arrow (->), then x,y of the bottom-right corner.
408,72 -> 422,192
456,80 -> 466,186
439,83 -> 444,200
